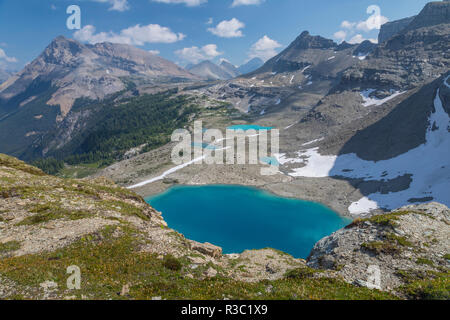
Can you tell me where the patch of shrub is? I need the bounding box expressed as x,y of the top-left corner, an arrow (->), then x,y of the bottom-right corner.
285,267 -> 318,280
163,255 -> 182,271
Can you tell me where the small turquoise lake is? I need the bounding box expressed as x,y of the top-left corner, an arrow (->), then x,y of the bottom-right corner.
227,125 -> 274,131
146,185 -> 351,258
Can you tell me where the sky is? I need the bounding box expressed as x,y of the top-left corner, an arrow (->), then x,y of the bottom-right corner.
0,0 -> 432,70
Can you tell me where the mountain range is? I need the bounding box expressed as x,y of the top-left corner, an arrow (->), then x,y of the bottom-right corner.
0,0 -> 449,301
0,0 -> 448,216
0,69 -> 14,84
187,58 -> 263,80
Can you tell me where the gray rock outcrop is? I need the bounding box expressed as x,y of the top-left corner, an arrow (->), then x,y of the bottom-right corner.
307,203 -> 450,296
378,16 -> 415,43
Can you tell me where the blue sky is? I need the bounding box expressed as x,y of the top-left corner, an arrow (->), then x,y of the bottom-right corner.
0,0 -> 431,69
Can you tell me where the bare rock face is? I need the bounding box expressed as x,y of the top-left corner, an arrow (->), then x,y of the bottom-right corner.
307,203 -> 450,296
405,1 -> 450,31
378,16 -> 416,43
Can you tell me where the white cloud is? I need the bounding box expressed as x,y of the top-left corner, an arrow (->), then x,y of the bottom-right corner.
206,17 -> 213,25
208,18 -> 245,38
248,35 -> 282,61
333,30 -> 347,43
91,0 -> 130,12
151,0 -> 207,6
0,48 -> 18,63
74,24 -> 185,45
341,20 -> 356,29
333,5 -> 388,43
356,15 -> 389,32
148,50 -> 160,55
175,44 -> 223,64
231,0 -> 264,7
348,34 -> 377,44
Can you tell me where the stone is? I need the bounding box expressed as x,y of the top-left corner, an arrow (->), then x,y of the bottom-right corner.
120,284 -> 130,296
205,267 -> 218,278
40,280 -> 58,290
190,241 -> 222,259
265,262 -> 279,274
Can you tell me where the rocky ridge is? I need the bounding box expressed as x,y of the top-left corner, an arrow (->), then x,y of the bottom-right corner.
308,203 -> 449,298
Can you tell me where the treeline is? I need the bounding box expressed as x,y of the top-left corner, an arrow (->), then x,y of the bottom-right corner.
29,91 -> 198,174
32,158 -> 65,175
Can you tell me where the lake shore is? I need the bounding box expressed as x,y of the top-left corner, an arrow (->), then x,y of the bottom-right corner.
146,184 -> 351,258
93,143 -> 376,219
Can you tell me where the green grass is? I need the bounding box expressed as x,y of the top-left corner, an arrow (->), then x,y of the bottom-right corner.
284,267 -> 321,280
16,204 -> 93,226
361,241 -> 402,255
0,154 -> 45,177
57,164 -> 102,179
0,241 -> 21,255
0,226 -> 396,300
398,270 -> 449,300
163,255 -> 183,272
415,258 -> 434,266
386,233 -> 414,247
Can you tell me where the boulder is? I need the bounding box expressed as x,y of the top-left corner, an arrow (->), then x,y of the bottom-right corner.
189,241 -> 222,259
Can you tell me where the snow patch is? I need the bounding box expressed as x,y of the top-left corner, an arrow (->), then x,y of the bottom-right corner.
284,123 -> 296,130
444,75 -> 450,89
281,84 -> 450,214
302,138 -> 324,146
349,197 -> 379,214
127,156 -> 206,189
360,89 -> 406,107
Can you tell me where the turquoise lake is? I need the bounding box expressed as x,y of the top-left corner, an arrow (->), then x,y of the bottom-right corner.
227,125 -> 274,131
146,185 -> 351,258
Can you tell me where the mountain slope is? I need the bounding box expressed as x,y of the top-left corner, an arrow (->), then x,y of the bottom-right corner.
0,153 -> 401,300
238,58 -> 264,74
220,60 -> 241,78
191,31 -> 361,115
0,36 -> 199,159
0,36 -> 196,119
0,69 -> 13,84
187,60 -> 235,80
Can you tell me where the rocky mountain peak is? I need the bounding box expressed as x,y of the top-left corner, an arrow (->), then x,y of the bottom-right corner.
405,1 -> 450,31
289,30 -> 336,50
41,35 -> 85,66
